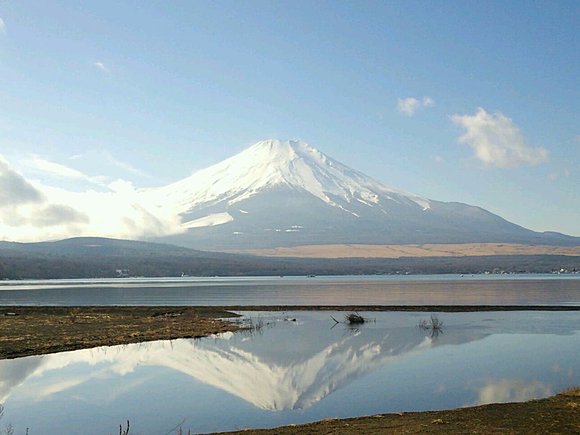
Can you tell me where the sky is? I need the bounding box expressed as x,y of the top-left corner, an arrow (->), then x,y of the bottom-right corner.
0,0 -> 579,241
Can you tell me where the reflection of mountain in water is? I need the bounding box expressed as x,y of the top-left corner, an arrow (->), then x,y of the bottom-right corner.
30,308 -> 565,411
192,328 -> 435,410
0,317 -> 494,411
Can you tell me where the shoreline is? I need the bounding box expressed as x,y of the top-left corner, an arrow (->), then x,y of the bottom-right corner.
219,388 -> 580,434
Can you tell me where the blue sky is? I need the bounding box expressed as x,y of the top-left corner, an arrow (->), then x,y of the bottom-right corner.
0,0 -> 579,238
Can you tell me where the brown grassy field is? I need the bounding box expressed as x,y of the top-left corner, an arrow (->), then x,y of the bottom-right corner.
236,242 -> 580,258
0,306 -> 241,359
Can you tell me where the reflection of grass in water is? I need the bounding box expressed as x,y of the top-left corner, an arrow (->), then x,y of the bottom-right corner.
119,420 -> 130,435
237,317 -> 276,337
418,315 -> 444,338
0,403 -> 25,435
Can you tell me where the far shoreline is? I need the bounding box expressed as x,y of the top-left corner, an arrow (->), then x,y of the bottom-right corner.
220,304 -> 580,312
2,271 -> 580,285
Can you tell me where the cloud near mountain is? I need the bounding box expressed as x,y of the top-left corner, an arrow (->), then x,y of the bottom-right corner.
0,156 -> 90,239
0,154 -> 183,242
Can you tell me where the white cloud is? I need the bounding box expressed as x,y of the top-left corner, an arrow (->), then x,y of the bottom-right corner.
547,168 -> 570,181
68,150 -> 151,179
451,108 -> 549,168
397,96 -> 435,116
0,17 -> 5,34
0,155 -> 89,238
0,156 -> 44,205
0,154 -> 184,242
433,155 -> 445,164
397,98 -> 421,116
27,155 -> 92,181
103,150 -> 150,178
24,153 -> 152,187
93,61 -> 111,74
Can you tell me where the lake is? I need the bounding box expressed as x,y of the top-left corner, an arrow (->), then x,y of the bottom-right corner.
1,274 -> 579,306
0,310 -> 578,434
0,275 -> 578,433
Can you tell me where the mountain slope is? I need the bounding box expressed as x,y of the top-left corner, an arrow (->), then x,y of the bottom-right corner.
146,139 -> 578,250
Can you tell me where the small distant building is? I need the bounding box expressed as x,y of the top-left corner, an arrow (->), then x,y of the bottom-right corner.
115,269 -> 131,277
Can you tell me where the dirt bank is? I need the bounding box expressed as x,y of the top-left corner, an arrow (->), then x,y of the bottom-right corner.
0,306 -> 241,359
220,388 -> 580,434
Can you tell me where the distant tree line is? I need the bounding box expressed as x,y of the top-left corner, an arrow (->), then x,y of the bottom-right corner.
0,251 -> 578,279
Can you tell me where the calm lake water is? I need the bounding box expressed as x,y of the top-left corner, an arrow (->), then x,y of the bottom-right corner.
0,310 -> 578,434
0,274 -> 579,306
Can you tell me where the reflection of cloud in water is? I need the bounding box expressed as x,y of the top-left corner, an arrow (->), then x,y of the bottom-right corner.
0,357 -> 44,403
476,379 -> 553,405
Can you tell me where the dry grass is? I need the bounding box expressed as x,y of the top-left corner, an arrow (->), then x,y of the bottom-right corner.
331,312 -> 369,325
234,243 -> 580,258
561,386 -> 580,397
419,315 -> 444,332
0,307 -> 241,359
345,313 -> 366,324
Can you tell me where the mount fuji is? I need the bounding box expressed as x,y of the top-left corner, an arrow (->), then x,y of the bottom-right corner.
148,140 -> 577,251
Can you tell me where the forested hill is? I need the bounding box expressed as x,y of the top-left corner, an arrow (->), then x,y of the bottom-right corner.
0,237 -> 578,279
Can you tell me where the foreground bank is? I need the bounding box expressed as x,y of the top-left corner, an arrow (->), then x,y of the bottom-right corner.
0,306 -> 240,359
220,388 -> 580,435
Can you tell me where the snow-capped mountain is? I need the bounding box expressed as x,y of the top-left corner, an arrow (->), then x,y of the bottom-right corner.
153,139 -> 429,216
149,139 -> 576,250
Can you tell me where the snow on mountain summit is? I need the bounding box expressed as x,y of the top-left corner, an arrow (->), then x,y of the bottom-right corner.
153,139 -> 430,215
